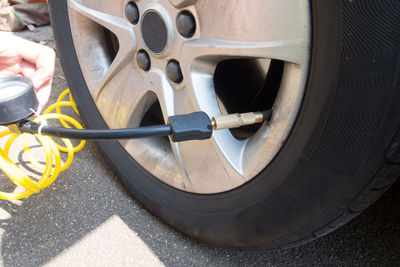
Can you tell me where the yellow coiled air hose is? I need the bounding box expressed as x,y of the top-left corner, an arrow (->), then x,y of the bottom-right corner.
0,89 -> 85,200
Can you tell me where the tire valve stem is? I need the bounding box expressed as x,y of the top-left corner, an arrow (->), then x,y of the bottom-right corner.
211,110 -> 272,130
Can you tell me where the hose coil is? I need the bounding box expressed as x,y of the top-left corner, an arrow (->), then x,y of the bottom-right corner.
0,90 -> 85,200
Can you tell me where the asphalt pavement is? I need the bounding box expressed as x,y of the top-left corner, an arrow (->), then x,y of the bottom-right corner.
0,26 -> 398,266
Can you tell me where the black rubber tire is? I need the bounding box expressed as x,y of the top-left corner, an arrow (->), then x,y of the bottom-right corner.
48,0 -> 400,248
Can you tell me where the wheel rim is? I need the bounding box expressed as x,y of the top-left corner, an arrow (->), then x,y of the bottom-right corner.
67,0 -> 311,194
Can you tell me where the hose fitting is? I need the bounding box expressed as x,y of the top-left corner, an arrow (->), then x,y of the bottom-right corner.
211,110 -> 271,130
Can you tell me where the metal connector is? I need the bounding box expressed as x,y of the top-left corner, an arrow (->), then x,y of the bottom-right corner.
212,111 -> 266,130
7,124 -> 21,134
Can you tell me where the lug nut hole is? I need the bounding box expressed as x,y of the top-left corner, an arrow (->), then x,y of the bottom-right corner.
137,50 -> 151,71
166,59 -> 183,83
125,2 -> 140,25
176,11 -> 196,38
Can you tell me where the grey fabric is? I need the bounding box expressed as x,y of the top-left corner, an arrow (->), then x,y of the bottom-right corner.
0,0 -> 49,31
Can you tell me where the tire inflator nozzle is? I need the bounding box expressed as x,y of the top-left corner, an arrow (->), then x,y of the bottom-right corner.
0,76 -> 272,142
211,110 -> 272,130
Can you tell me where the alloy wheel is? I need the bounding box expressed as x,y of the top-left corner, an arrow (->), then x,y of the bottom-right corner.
67,0 -> 311,193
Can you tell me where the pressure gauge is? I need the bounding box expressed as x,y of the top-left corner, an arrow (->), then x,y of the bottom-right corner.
0,77 -> 38,125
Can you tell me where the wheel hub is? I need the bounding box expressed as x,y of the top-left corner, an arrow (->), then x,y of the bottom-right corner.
141,10 -> 168,54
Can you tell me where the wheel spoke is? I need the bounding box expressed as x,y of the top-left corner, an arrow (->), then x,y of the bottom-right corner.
152,74 -> 194,186
93,42 -> 137,101
194,0 -> 309,46
95,66 -> 149,129
171,134 -> 245,193
69,0 -> 124,16
69,0 -> 131,36
174,73 -> 247,190
161,80 -> 246,192
68,0 -> 137,99
168,0 -> 198,8
181,38 -> 308,67
119,70 -> 197,188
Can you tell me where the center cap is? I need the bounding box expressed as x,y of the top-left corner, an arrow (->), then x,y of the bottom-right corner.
141,11 -> 168,54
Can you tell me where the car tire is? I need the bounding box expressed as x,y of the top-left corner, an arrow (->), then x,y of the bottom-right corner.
48,0 -> 400,248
